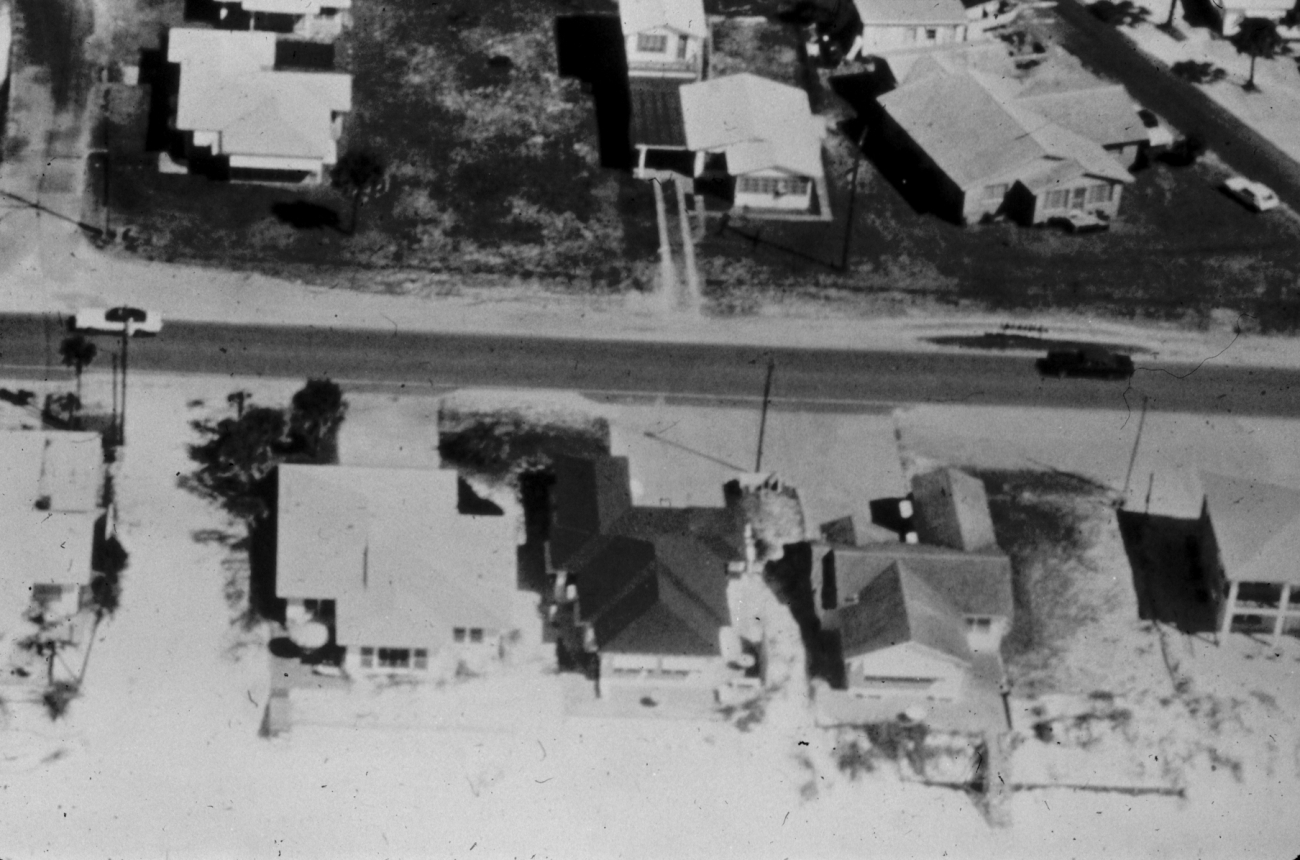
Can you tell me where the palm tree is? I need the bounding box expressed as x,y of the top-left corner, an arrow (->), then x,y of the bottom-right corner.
290,378 -> 347,462
1230,18 -> 1287,90
59,335 -> 98,402
331,150 -> 386,235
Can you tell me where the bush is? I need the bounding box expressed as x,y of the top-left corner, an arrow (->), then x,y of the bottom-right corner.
1171,60 -> 1227,84
1089,0 -> 1150,25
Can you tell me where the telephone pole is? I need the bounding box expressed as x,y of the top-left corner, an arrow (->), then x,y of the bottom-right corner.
755,357 -> 776,472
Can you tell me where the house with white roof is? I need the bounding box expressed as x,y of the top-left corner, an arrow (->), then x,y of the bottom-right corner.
274,465 -> 521,675
875,62 -> 1134,224
220,0 -> 352,41
166,28 -> 352,183
1198,471 -> 1300,646
679,73 -> 830,218
1213,0 -> 1297,36
850,0 -> 973,53
620,0 -> 710,80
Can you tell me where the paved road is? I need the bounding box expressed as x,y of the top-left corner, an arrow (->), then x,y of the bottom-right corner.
1051,0 -> 1300,211
3,315 -> 1298,416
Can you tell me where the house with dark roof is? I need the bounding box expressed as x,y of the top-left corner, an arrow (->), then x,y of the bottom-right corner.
275,465 -> 520,675
830,561 -> 974,699
549,455 -> 757,705
619,0 -> 710,80
1197,471 -> 1300,645
874,60 -> 1134,224
815,541 -> 1014,672
911,467 -> 998,552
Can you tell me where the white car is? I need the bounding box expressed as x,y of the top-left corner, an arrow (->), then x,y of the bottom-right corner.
1136,108 -> 1175,150
1224,176 -> 1280,212
73,306 -> 163,336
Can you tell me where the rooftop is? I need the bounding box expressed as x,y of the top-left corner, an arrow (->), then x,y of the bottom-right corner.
911,467 -> 998,552
629,77 -> 689,149
168,28 -> 351,163
550,454 -> 634,568
1201,471 -> 1300,587
238,0 -> 353,12
275,465 -> 518,647
619,0 -> 709,38
820,541 -> 1014,619
680,73 -> 825,177
0,430 -> 103,513
837,562 -> 974,663
854,0 -> 969,24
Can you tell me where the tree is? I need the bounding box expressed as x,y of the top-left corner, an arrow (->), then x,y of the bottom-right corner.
1089,0 -> 1149,26
187,406 -> 291,522
59,335 -> 98,403
331,150 -> 386,235
1171,60 -> 1228,84
289,378 -> 347,462
1230,17 -> 1287,90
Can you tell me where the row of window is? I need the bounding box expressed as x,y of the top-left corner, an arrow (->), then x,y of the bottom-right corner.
609,666 -> 694,678
359,647 -> 429,670
737,176 -> 811,197
980,182 -> 1115,210
635,33 -> 690,59
454,627 -> 485,643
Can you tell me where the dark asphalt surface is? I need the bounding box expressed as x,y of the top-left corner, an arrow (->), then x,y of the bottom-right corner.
3,315 -> 1299,416
1051,0 -> 1300,211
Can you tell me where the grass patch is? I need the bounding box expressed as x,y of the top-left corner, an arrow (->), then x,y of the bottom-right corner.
969,469 -> 1115,695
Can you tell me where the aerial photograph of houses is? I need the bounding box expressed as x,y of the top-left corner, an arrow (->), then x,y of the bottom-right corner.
2,0 -> 1300,854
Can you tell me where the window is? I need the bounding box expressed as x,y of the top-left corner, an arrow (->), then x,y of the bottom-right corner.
1087,183 -> 1113,205
925,28 -> 938,40
966,616 -> 992,632
453,627 -> 467,643
737,176 -> 810,197
637,32 -> 668,53
861,675 -> 935,688
359,647 -> 374,668
1071,186 -> 1088,209
469,628 -> 484,644
377,648 -> 411,669
413,648 -> 429,670
1044,189 -> 1069,210
982,183 -> 1009,201
677,36 -> 689,59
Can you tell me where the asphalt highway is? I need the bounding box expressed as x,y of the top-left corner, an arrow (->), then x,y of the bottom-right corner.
3,315 -> 1299,416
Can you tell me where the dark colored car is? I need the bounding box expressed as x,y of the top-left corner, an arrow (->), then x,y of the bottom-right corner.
1036,347 -> 1135,380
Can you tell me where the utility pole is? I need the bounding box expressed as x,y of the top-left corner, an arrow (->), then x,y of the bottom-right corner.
1121,394 -> 1150,503
118,316 -> 129,448
754,357 -> 776,472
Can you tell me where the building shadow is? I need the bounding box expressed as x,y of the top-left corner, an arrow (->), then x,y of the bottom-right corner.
1116,510 -> 1218,635
276,40 -> 336,71
138,46 -> 182,155
766,542 -> 843,683
555,14 -> 632,170
246,475 -> 285,625
1173,0 -> 1221,30
868,496 -> 913,536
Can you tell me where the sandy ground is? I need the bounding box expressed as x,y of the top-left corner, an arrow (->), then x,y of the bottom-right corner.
3,375 -> 1299,858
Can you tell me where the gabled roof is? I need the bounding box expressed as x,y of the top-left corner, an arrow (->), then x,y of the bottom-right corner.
1015,87 -> 1145,148
629,77 -> 689,148
1202,471 -> 1300,587
680,73 -> 825,177
620,0 -> 709,39
854,0 -> 968,25
911,467 -> 998,551
568,505 -> 743,655
822,541 -> 1014,619
878,68 -> 1133,189
838,562 -> 974,663
275,465 -> 518,647
168,28 -> 351,163
550,454 -> 634,568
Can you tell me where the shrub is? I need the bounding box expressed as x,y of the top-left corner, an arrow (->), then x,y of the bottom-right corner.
1171,60 -> 1227,84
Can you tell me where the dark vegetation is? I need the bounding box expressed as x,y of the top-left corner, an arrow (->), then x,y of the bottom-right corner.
1171,59 -> 1227,84
1088,0 -> 1150,25
1229,18 -> 1288,90
971,469 -> 1114,693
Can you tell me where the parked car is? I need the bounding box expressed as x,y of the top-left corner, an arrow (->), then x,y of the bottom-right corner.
1136,108 -> 1175,150
1048,210 -> 1109,233
1036,346 -> 1135,380
72,306 -> 163,336
1223,176 -> 1280,212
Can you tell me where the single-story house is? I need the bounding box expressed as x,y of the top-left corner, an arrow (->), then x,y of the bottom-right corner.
815,541 -> 1015,658
911,467 -> 998,552
850,0 -> 972,53
875,66 -> 1134,224
221,0 -> 352,39
1197,471 -> 1300,645
680,73 -> 830,218
166,28 -> 352,183
620,0 -> 710,80
831,561 -> 974,700
628,76 -> 694,178
0,431 -> 105,664
549,455 -> 758,706
1213,0 -> 1297,36
274,465 -> 520,675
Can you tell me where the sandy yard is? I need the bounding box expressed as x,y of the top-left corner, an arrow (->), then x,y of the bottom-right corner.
2,376 -> 1299,857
